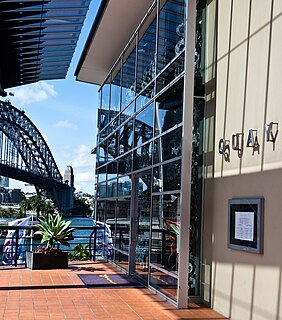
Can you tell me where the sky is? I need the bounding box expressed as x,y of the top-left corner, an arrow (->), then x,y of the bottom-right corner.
2,0 -> 102,195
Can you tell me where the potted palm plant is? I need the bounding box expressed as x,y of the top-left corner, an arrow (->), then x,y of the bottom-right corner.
26,214 -> 75,270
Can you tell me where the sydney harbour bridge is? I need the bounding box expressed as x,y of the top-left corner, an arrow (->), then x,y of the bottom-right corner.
0,100 -> 74,214
0,0 -> 91,213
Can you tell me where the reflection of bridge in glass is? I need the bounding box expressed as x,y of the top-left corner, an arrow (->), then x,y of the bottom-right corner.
98,108 -> 153,165
0,100 -> 73,213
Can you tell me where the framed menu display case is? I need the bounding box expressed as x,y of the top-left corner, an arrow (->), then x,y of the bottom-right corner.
228,198 -> 264,254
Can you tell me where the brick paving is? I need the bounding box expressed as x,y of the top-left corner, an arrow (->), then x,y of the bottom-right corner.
0,261 -> 227,320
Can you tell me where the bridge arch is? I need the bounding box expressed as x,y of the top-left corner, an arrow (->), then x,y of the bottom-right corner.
0,100 -> 73,213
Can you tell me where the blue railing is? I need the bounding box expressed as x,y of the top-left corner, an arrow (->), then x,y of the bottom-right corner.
0,225 -> 107,267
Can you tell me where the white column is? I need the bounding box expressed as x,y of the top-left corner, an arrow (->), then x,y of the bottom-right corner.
177,0 -> 196,309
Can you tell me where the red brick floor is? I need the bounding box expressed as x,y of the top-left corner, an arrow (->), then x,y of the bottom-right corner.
0,261 -> 228,320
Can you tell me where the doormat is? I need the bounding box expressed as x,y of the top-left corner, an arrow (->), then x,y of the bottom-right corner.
77,274 -> 144,287
150,275 -> 178,287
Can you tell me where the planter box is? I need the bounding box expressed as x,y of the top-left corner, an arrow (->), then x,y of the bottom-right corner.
25,251 -> 68,270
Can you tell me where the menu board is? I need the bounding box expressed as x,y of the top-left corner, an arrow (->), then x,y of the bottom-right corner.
228,198 -> 264,254
234,211 -> 254,241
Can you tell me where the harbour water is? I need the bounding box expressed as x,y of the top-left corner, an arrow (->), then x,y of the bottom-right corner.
64,217 -> 95,250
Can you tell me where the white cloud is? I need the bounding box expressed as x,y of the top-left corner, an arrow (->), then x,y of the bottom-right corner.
10,81 -> 57,105
71,144 -> 93,169
58,144 -> 94,193
74,171 -> 94,194
54,120 -> 78,131
75,171 -> 94,183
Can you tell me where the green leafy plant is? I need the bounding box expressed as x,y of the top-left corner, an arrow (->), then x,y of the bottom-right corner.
68,244 -> 90,261
35,214 -> 75,251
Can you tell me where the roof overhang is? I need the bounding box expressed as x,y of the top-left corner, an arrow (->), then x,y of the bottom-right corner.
0,0 -> 91,96
75,0 -> 154,86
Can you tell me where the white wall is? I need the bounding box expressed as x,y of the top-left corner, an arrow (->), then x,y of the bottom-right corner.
203,1 -> 282,319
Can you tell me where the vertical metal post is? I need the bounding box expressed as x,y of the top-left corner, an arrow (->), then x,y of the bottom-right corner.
128,173 -> 138,275
14,228 -> 19,267
89,230 -> 94,261
93,228 -> 97,262
177,0 -> 197,309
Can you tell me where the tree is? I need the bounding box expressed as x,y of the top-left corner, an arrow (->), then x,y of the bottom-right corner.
69,196 -> 92,217
19,198 -> 32,215
20,196 -> 57,218
30,195 -> 45,218
0,207 -> 24,219
42,200 -> 56,217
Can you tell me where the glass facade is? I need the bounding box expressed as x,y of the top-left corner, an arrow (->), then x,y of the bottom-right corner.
95,0 -> 205,303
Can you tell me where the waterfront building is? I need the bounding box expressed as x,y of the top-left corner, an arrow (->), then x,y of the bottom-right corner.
8,189 -> 25,204
0,187 -> 24,205
76,0 -> 282,317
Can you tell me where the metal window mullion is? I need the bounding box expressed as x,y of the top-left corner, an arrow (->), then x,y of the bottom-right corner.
177,0 -> 196,309
154,0 -> 160,98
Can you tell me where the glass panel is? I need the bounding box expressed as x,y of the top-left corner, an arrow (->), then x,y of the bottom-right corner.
118,175 -> 132,197
97,166 -> 106,183
195,2 -> 205,82
133,142 -> 153,171
96,200 -> 106,222
105,200 -> 116,222
134,102 -> 154,147
99,125 -> 109,142
101,81 -> 110,128
163,160 -> 181,191
97,145 -> 107,167
107,116 -> 119,136
107,179 -> 117,198
149,267 -> 177,301
189,98 -> 204,296
157,0 -> 185,73
111,64 -> 122,113
97,182 -> 107,198
105,200 -> 116,249
107,132 -> 119,161
136,16 -> 157,94
155,82 -> 183,136
112,199 -> 130,269
107,161 -> 118,180
150,193 -> 180,300
98,108 -> 109,132
153,127 -> 182,164
120,101 -> 135,125
136,83 -> 155,113
119,120 -> 134,155
121,39 -> 136,110
156,52 -> 184,93
118,153 -> 132,175
115,199 -> 131,254
153,160 -> 181,192
108,108 -> 117,126
114,251 -> 129,271
135,172 -> 151,281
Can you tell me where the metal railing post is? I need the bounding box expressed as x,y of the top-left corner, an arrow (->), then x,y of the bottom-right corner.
14,228 -> 19,267
93,228 -> 97,262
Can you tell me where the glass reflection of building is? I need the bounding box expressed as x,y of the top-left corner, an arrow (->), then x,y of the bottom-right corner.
95,0 -> 205,305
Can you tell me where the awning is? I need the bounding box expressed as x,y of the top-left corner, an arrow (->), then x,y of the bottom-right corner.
0,0 -> 91,96
75,0 -> 153,85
